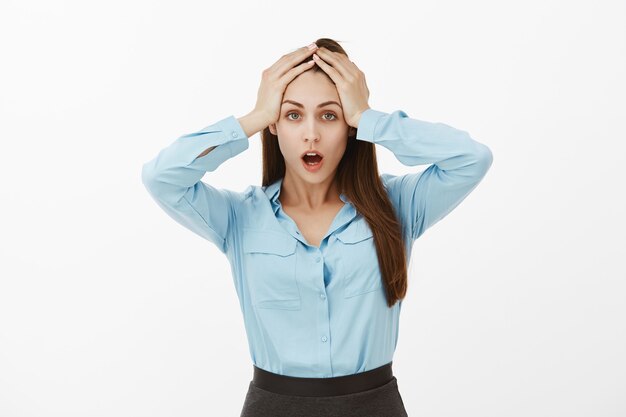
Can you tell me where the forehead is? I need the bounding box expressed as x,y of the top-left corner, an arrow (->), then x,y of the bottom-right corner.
283,71 -> 339,105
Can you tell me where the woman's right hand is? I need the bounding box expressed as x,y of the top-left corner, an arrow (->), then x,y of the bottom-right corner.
252,43 -> 319,125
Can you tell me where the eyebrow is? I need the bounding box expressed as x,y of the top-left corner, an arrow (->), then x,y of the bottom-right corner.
281,100 -> 341,109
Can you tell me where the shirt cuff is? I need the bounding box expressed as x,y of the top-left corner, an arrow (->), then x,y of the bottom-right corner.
219,115 -> 249,157
183,115 -> 249,169
355,109 -> 388,143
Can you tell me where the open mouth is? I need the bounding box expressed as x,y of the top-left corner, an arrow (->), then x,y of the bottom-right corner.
301,151 -> 324,166
301,150 -> 324,172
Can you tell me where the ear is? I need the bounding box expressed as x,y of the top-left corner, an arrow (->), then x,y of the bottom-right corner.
269,123 -> 277,136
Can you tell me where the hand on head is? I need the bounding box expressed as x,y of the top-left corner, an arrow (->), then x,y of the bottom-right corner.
311,47 -> 371,128
252,42 -> 370,129
252,43 -> 320,126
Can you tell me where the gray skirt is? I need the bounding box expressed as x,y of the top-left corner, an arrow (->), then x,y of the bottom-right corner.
239,362 -> 409,417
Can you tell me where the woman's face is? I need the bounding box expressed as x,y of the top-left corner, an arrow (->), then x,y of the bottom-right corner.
269,70 -> 351,185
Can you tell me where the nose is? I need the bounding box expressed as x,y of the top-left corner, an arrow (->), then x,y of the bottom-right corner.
304,120 -> 320,142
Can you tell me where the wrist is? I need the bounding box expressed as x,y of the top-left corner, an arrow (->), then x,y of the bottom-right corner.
352,107 -> 370,128
238,110 -> 272,138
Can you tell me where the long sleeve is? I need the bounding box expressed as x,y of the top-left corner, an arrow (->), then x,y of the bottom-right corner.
141,115 -> 249,254
356,108 -> 493,241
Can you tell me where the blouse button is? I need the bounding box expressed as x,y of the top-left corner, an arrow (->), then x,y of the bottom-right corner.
321,336 -> 328,342
319,293 -> 326,299
315,257 -> 321,263
231,131 -> 238,137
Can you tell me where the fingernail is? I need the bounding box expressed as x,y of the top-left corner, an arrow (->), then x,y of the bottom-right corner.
307,42 -> 318,50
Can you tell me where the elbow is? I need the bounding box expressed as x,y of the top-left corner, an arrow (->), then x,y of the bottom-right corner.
141,160 -> 164,198
472,142 -> 493,177
478,143 -> 493,169
141,161 -> 155,190
141,160 -> 185,205
462,130 -> 493,176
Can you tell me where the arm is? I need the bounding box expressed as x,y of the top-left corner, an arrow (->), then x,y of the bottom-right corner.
355,108 -> 493,241
141,111 -> 267,253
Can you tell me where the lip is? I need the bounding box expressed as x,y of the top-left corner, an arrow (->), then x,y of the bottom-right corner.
300,150 -> 325,159
301,156 -> 324,173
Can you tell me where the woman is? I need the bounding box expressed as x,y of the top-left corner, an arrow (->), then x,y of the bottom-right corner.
142,37 -> 493,417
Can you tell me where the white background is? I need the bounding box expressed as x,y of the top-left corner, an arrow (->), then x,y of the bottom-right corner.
1,0 -> 624,416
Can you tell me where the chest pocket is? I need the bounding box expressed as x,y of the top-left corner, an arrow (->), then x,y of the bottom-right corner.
242,228 -> 301,310
335,225 -> 382,298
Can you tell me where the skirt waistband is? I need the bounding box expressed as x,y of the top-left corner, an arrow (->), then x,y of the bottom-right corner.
251,361 -> 394,397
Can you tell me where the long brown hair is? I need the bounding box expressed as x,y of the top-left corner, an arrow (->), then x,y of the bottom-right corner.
260,38 -> 408,308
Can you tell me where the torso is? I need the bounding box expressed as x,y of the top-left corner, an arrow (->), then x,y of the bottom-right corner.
281,201 -> 345,248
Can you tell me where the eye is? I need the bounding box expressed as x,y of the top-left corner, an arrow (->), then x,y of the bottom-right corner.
285,112 -> 338,121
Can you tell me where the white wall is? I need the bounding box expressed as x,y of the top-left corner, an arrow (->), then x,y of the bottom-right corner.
1,0 -> 624,416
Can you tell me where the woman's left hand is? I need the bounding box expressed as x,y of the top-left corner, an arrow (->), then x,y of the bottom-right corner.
313,48 -> 371,128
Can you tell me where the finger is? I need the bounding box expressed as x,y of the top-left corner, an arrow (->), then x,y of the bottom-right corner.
273,44 -> 318,76
315,47 -> 354,81
280,59 -> 316,85
312,53 -> 342,85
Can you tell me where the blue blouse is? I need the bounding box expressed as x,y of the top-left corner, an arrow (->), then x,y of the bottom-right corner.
141,108 -> 493,378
